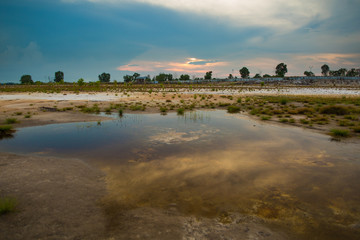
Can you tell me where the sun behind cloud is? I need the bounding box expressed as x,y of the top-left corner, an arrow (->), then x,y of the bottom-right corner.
117,58 -> 228,75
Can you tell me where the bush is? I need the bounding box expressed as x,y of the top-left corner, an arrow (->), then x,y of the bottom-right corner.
296,107 -> 315,114
352,126 -> 360,133
177,108 -> 185,115
5,118 -> 18,124
227,105 -> 240,113
330,129 -> 349,137
320,105 -> 349,115
280,98 -> 288,105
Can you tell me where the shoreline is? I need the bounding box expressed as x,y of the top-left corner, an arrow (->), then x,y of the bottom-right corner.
1,90 -> 359,139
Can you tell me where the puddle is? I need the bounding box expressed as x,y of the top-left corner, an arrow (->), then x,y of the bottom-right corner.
1,110 -> 359,239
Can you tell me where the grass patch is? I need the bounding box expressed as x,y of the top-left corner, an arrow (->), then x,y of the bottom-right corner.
0,125 -> 15,136
227,105 -> 240,113
0,197 -> 17,215
330,129 -> 350,137
129,105 -> 145,111
177,108 -> 185,115
219,102 -> 231,107
160,106 -> 168,113
261,116 -> 271,121
4,118 -> 18,124
320,105 -> 349,115
280,98 -> 288,105
352,126 -> 360,133
300,119 -> 310,125
296,107 -> 315,114
80,104 -> 100,114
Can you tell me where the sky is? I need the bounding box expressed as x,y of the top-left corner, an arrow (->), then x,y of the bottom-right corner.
0,0 -> 359,83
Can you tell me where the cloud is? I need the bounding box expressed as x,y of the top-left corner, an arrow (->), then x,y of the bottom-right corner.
117,58 -> 227,75
187,59 -> 219,65
62,0 -> 331,32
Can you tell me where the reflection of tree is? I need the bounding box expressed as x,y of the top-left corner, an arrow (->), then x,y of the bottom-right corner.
0,133 -> 15,140
0,127 -> 16,140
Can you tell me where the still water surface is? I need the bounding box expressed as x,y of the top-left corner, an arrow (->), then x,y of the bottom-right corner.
1,110 -> 359,239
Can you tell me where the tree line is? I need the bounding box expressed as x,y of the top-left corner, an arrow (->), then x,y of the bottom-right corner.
19,63 -> 360,84
20,71 -> 113,85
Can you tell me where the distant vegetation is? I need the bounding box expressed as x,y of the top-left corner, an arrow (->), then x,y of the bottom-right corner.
8,63 -> 359,85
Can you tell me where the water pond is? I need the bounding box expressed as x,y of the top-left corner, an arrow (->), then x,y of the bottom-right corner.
1,110 -> 360,239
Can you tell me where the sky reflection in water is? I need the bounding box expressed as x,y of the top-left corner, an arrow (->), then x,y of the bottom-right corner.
1,110 -> 359,239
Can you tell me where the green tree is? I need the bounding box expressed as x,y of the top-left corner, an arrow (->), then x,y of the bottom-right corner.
133,72 -> 140,80
275,63 -> 287,77
253,73 -> 262,78
346,68 -> 359,77
123,75 -> 133,83
20,75 -> 34,84
180,74 -> 190,80
204,71 -> 212,80
228,74 -> 234,79
239,67 -> 250,78
155,73 -> 172,82
54,71 -> 64,83
304,71 -> 315,77
338,68 -> 347,76
321,64 -> 330,76
98,72 -> 111,83
263,74 -> 271,78
77,78 -> 85,86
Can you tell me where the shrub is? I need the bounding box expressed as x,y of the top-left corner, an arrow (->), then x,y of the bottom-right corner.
330,129 -> 349,137
320,105 -> 349,115
352,126 -> 360,133
118,109 -> 123,117
0,197 -> 17,215
80,105 -> 100,114
5,118 -> 18,124
227,105 -> 240,113
300,119 -> 310,124
129,105 -> 145,111
219,102 -> 231,107
261,116 -> 271,121
296,107 -> 315,114
177,108 -> 185,115
280,99 -> 288,105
